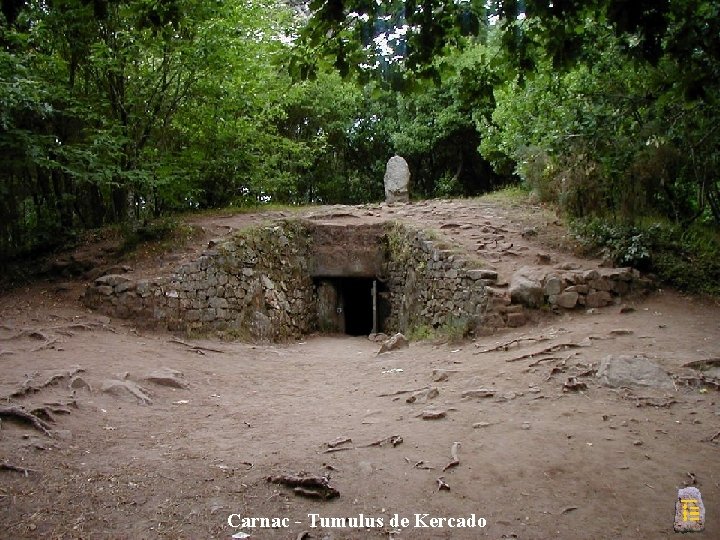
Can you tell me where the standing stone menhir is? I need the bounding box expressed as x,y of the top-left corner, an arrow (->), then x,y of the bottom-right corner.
384,155 -> 410,203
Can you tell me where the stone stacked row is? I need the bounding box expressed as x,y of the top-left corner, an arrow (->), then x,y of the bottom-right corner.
508,265 -> 651,309
84,221 -> 315,341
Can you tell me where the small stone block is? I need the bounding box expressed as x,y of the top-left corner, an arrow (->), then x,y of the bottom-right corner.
506,312 -> 526,327
674,487 -> 705,532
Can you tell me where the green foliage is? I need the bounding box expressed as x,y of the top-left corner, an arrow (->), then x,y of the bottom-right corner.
573,218 -> 720,295
651,227 -> 720,296
392,42 -> 509,197
408,316 -> 474,343
479,16 -> 720,226
2,0 -> 719,301
407,324 -> 433,341
572,220 -> 654,268
385,222 -> 414,268
437,316 -> 475,343
297,0 -> 489,80
120,217 -> 180,253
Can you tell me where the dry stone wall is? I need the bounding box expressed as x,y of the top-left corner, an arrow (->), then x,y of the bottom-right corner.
384,224 -> 497,335
509,265 -> 650,310
84,221 -> 315,341
84,217 -> 648,342
84,219 -> 501,341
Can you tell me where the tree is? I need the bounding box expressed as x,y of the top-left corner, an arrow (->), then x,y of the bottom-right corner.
0,0 -> 305,259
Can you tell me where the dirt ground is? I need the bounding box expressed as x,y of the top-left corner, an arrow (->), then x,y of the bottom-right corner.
1,197 -> 719,539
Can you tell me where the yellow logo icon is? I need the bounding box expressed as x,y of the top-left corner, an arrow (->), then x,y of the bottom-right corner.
680,498 -> 702,522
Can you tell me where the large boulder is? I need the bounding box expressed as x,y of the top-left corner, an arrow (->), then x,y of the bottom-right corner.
384,156 -> 410,203
596,355 -> 674,389
509,268 -> 544,308
555,291 -> 579,309
143,367 -> 188,389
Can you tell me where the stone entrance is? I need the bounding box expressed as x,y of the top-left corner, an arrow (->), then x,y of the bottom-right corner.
315,277 -> 390,336
83,219 -> 505,341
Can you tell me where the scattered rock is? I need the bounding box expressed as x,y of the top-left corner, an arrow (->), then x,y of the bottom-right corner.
466,269 -> 498,281
610,329 -> 634,336
69,376 -> 92,391
563,377 -> 588,392
143,367 -> 188,389
461,388 -> 496,399
368,333 -> 389,343
556,262 -> 581,270
431,369 -> 458,382
473,422 -> 492,428
506,312 -> 527,328
596,355 -> 674,390
420,410 -> 447,420
101,379 -> 152,405
406,387 -> 439,403
378,333 -> 409,354
619,304 -> 635,314
95,274 -> 131,287
536,253 -> 552,265
556,291 -> 579,309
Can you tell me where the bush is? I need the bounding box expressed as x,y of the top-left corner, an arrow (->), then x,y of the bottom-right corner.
572,219 -> 652,268
407,316 -> 474,343
572,218 -> 720,295
120,218 -> 179,252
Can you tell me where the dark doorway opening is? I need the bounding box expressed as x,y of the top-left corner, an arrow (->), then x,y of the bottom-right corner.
340,278 -> 374,336
314,277 -> 388,336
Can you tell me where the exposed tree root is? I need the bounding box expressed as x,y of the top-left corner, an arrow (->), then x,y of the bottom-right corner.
622,395 -> 678,408
378,386 -> 428,397
506,342 -> 587,362
0,406 -> 54,437
326,436 -> 352,449
0,329 -> 49,342
0,462 -> 37,475
442,442 -> 460,472
359,435 -> 403,448
31,338 -> 59,352
684,358 -> 720,370
9,366 -> 84,399
322,447 -> 354,454
436,477 -> 451,491
29,404 -> 73,423
475,335 -> 551,353
267,474 -> 340,500
169,337 -> 225,354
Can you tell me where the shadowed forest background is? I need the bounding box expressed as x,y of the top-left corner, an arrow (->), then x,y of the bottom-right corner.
1,0 -> 719,292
